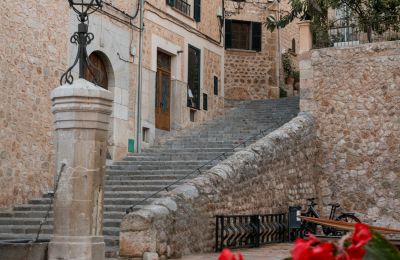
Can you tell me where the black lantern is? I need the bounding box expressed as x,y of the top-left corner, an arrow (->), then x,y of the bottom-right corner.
60,0 -> 103,85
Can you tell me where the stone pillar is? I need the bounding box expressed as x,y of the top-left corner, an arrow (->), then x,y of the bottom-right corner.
298,21 -> 312,54
48,79 -> 113,260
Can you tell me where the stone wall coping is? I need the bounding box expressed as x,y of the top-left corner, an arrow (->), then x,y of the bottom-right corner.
51,79 -> 114,101
121,112 -> 315,231
310,39 -> 400,54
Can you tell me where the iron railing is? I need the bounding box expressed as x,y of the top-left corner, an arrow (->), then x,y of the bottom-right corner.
313,15 -> 400,49
125,122 -> 281,214
174,0 -> 191,16
215,214 -> 287,252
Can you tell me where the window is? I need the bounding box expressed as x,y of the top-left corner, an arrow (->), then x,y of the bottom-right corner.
203,93 -> 208,111
225,20 -> 262,51
166,0 -> 201,21
291,38 -> 296,53
214,76 -> 219,96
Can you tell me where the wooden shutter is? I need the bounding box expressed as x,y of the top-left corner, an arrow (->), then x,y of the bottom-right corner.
194,0 -> 201,22
225,19 -> 232,49
166,0 -> 175,6
251,22 -> 262,52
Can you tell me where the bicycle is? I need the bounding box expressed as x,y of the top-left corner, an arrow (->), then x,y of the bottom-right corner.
300,198 -> 361,236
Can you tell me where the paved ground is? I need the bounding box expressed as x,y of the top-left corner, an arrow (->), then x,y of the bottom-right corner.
178,243 -> 293,260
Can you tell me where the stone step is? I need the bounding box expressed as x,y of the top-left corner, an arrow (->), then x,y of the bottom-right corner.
0,218 -> 122,228
105,174 -> 197,181
104,184 -> 179,192
112,160 -> 212,166
0,210 -> 125,220
122,152 -> 234,161
0,233 -> 120,247
0,225 -> 120,236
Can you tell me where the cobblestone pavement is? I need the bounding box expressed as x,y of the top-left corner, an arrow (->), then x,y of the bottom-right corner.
177,243 -> 293,260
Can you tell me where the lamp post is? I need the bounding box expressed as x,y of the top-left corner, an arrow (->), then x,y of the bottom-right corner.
60,0 -> 103,85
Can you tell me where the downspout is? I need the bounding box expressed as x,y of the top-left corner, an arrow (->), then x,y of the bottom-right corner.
276,0 -> 281,98
136,0 -> 145,153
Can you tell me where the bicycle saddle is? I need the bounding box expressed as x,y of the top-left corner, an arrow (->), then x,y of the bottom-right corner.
329,203 -> 340,207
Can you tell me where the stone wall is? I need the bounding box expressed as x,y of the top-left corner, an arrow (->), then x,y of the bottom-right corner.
0,0 -> 138,208
119,113 -> 318,258
300,41 -> 400,228
224,1 -> 279,100
0,0 -> 69,209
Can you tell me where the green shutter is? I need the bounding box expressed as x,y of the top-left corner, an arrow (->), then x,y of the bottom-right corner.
194,0 -> 201,22
166,0 -> 175,6
252,22 -> 262,52
225,20 -> 232,49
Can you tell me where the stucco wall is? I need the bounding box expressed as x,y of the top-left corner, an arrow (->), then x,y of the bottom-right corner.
300,41 -> 400,228
119,113 -> 318,258
0,0 -> 69,209
224,1 -> 279,100
141,3 -> 225,142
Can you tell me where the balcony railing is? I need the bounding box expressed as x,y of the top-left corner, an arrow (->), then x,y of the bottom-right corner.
313,15 -> 400,49
174,0 -> 191,17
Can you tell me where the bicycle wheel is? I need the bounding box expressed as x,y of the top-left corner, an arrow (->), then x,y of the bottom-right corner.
333,214 -> 361,236
299,220 -> 317,238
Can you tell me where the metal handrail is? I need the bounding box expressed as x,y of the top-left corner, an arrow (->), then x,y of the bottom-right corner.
125,122 -> 280,214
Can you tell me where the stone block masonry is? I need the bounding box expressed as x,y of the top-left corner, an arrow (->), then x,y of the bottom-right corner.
300,41 -> 400,229
119,113 -> 318,258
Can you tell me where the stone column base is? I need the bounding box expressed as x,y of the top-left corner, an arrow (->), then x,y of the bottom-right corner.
48,235 -> 105,260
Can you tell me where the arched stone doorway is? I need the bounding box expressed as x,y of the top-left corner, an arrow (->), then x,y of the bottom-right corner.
84,51 -> 110,90
84,51 -> 115,160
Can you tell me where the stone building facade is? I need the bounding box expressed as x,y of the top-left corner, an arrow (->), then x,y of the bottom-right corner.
0,0 -> 140,209
0,0 -> 226,209
300,40 -> 400,228
223,0 -> 300,100
139,0 -> 225,147
0,0 -> 70,209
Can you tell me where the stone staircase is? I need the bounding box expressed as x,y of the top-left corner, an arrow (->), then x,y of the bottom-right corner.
0,97 -> 299,257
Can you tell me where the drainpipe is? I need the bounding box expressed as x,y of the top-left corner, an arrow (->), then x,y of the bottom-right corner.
276,0 -> 281,97
136,0 -> 145,154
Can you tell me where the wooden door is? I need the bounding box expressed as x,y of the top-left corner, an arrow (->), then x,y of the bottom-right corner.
84,52 -> 108,89
155,52 -> 171,131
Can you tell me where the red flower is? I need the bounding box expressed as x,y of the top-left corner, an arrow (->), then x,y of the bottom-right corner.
218,248 -> 243,260
310,242 -> 335,260
352,223 -> 372,247
292,235 -> 335,260
344,223 -> 372,260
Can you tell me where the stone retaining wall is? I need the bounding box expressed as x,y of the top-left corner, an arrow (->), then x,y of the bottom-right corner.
119,113 -> 318,258
300,41 -> 400,228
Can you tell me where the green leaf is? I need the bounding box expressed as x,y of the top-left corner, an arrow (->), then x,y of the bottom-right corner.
364,232 -> 400,260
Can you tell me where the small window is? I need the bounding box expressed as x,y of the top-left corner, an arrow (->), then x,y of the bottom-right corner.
225,20 -> 262,51
203,93 -> 208,111
142,127 -> 150,143
190,109 -> 196,122
292,38 -> 296,53
214,76 -> 219,96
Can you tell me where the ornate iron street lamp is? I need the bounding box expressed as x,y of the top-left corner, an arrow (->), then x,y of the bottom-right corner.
60,0 -> 103,85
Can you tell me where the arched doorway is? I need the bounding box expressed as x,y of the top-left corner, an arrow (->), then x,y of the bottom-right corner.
84,51 -> 109,90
